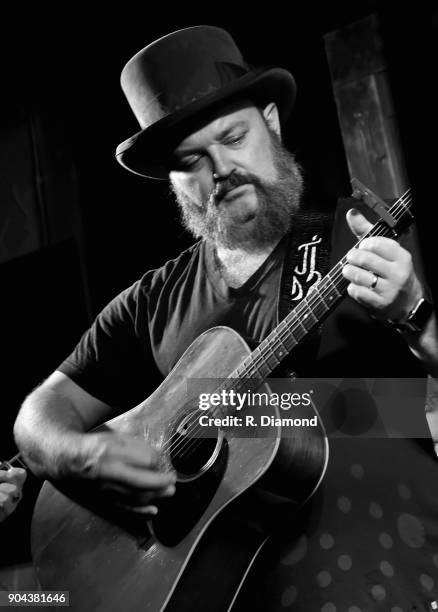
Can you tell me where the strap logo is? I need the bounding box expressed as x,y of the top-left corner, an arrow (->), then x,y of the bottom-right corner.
291,234 -> 322,301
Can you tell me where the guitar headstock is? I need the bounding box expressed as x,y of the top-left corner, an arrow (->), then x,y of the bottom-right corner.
351,178 -> 414,240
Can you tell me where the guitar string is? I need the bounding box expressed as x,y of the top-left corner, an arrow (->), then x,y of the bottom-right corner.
162,190 -> 413,463
165,200 -> 413,467
162,190 -> 412,461
1,191 -> 414,475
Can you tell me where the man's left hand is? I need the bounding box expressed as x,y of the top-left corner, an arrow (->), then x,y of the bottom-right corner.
342,208 -> 423,322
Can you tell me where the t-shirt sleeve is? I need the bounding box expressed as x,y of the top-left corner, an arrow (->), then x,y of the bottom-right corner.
58,274 -> 161,410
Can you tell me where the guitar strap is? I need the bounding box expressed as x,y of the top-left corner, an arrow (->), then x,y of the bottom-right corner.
277,207 -> 334,375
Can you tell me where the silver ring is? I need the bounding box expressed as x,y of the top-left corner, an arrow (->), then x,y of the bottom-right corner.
370,273 -> 379,290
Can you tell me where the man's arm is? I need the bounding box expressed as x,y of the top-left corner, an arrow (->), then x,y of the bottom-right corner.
14,372 -> 176,514
342,209 -> 438,376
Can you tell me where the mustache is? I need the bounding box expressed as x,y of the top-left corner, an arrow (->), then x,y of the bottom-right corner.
212,171 -> 264,205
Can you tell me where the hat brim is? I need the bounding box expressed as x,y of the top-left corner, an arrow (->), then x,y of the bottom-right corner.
115,67 -> 296,180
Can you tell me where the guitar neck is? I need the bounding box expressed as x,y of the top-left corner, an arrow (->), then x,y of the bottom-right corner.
231,193 -> 414,384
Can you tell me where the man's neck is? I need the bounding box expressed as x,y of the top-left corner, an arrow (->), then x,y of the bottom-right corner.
213,241 -> 280,288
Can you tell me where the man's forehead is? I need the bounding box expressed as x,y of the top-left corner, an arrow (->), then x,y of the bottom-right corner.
173,99 -> 264,153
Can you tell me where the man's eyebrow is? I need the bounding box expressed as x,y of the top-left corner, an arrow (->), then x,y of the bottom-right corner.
216,120 -> 249,141
173,120 -> 250,158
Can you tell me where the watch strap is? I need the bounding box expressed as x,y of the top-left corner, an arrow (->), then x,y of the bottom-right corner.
388,297 -> 434,333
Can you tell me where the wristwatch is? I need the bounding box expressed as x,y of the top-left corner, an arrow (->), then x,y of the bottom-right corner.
388,297 -> 434,333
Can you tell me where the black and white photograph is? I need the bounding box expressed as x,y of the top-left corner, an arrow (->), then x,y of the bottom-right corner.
1,3 -> 438,610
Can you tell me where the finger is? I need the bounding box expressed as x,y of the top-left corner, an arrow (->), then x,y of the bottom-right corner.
100,463 -> 176,490
345,249 -> 391,279
0,483 -> 17,496
112,493 -> 160,515
357,236 -> 402,261
116,503 -> 159,516
343,265 -> 386,290
101,482 -> 175,506
124,484 -> 176,510
129,505 -> 159,515
5,467 -> 27,486
347,283 -> 386,309
111,437 -> 161,469
0,482 -> 21,504
87,434 -> 161,473
154,483 -> 176,498
0,492 -> 16,519
346,209 -> 373,239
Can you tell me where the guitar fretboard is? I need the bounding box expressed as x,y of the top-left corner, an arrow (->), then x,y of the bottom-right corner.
221,193 -> 414,400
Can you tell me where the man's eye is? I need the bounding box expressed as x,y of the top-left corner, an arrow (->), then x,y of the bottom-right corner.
175,156 -> 202,170
225,132 -> 246,146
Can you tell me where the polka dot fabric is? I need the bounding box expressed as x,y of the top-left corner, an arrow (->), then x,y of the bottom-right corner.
238,438 -> 438,610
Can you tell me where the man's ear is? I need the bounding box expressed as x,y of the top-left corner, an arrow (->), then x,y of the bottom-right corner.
262,102 -> 281,138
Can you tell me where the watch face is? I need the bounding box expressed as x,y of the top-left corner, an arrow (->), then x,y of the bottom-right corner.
406,298 -> 434,332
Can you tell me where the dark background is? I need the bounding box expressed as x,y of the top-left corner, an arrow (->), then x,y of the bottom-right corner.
1,1 -> 437,564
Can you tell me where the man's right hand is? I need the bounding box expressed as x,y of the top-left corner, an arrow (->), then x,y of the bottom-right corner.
14,373 -> 176,516
0,467 -> 26,523
76,432 -> 177,515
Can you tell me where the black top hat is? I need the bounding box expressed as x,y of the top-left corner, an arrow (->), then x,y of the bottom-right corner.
116,25 -> 296,180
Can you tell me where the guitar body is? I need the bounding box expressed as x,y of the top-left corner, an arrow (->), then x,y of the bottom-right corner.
32,326 -> 328,612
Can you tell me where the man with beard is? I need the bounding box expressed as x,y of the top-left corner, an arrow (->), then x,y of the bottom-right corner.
14,26 -> 438,609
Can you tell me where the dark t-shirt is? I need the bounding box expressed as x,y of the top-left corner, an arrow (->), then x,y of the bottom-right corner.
58,207 -> 438,610
59,237 -> 285,409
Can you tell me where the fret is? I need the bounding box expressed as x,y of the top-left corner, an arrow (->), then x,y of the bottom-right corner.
271,328 -> 293,357
234,356 -> 251,379
247,360 -> 271,379
265,353 -> 281,370
271,324 -> 299,356
325,273 -> 343,301
297,301 -> 319,331
239,350 -> 271,380
238,361 -> 254,379
225,190 -> 413,387
312,283 -> 330,313
245,377 -> 265,393
280,330 -> 299,351
244,345 -> 261,374
261,339 -> 281,366
286,311 -> 308,338
231,366 -> 244,379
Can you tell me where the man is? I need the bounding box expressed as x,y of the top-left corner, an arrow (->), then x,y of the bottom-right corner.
14,26 -> 438,609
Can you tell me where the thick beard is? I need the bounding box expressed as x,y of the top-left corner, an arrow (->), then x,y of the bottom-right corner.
171,130 -> 304,252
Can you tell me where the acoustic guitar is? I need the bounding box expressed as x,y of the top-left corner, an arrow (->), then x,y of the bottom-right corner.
31,189 -> 414,611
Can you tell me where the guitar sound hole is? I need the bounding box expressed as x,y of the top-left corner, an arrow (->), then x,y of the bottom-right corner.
170,411 -> 222,480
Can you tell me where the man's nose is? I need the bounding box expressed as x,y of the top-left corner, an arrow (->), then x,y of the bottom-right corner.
210,149 -> 235,181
